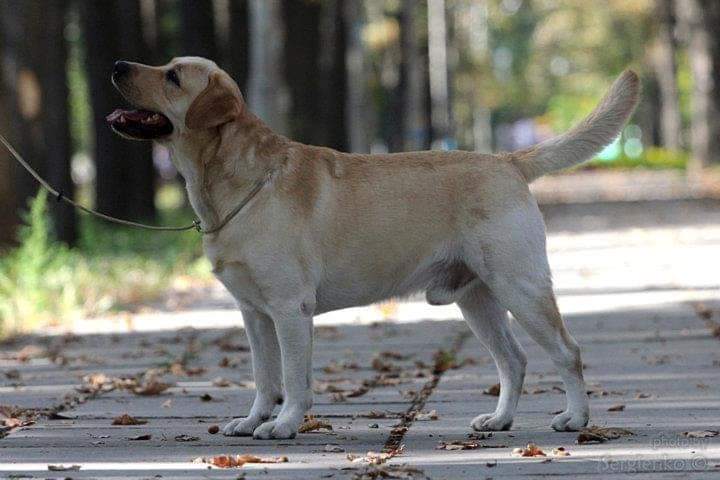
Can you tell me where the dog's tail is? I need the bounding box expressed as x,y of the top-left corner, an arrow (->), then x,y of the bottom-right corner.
512,70 -> 640,183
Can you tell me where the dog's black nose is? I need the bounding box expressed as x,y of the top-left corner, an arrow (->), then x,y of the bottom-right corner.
113,61 -> 130,78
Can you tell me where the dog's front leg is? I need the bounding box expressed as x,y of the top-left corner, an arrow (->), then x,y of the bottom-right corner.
252,296 -> 314,439
223,308 -> 282,436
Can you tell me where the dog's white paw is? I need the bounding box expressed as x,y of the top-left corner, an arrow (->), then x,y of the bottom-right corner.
551,409 -> 589,432
471,412 -> 513,431
252,420 -> 298,440
222,416 -> 267,437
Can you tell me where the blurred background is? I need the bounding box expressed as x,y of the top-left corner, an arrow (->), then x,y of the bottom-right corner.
0,0 -> 718,336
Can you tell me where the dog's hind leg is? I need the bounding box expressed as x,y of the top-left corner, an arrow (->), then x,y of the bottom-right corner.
473,207 -> 589,431
457,283 -> 527,431
223,308 -> 283,436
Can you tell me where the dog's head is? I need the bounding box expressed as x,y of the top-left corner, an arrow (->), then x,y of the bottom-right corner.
107,56 -> 243,141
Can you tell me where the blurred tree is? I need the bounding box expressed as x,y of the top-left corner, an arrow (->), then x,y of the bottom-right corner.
427,0 -> 451,148
652,0 -> 681,150
81,0 -> 156,221
180,0 -> 217,59
228,0 -> 250,93
679,0 -> 720,172
283,0 -> 322,144
344,0 -> 371,152
42,0 -> 77,245
318,0 -> 348,151
401,0 -> 430,151
0,0 -> 77,245
0,1 -> 22,245
248,0 -> 289,133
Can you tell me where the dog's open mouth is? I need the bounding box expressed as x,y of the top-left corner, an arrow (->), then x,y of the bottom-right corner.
106,109 -> 173,140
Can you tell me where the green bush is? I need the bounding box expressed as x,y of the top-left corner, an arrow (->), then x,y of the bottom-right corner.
0,191 -> 211,336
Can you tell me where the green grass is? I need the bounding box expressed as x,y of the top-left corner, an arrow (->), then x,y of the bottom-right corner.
0,191 -> 212,337
585,147 -> 689,171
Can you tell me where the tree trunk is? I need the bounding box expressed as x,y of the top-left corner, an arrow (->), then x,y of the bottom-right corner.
681,0 -> 720,173
228,0 -> 250,93
248,0 -> 289,133
180,0 -> 217,59
400,0 -> 429,151
0,1 -> 21,244
344,0 -> 370,153
427,0 -> 451,149
81,0 -> 156,220
42,0 -> 77,245
318,0 -> 348,151
653,0 -> 681,150
283,0 -> 322,144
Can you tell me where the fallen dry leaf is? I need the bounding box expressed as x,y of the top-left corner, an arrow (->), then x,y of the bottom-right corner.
683,430 -> 719,438
324,444 -> 345,452
483,383 -> 501,396
551,447 -> 570,457
436,440 -> 479,450
200,393 -> 214,402
175,434 -> 199,442
212,377 -> 233,388
47,464 -> 80,471
415,410 -> 438,421
128,434 -> 152,441
112,414 -> 147,426
299,416 -> 333,433
194,454 -> 288,468
692,302 -> 714,320
347,446 -> 404,465
208,425 -> 220,434
577,425 -> 634,444
512,443 -> 546,457
607,404 -> 626,412
133,378 -> 171,396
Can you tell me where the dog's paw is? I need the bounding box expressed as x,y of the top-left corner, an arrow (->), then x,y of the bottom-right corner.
551,409 -> 589,432
222,416 -> 266,437
252,420 -> 298,440
471,412 -> 513,431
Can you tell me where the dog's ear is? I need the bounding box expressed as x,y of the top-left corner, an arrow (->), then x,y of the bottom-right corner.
185,72 -> 242,130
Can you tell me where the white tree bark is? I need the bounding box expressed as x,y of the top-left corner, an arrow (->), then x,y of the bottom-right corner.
248,0 -> 289,134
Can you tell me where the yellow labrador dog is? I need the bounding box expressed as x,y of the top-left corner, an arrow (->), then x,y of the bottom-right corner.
109,57 -> 639,439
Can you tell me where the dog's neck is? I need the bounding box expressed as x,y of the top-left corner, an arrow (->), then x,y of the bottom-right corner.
166,111 -> 290,232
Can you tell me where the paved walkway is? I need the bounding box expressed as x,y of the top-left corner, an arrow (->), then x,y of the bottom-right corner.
2,198 -> 720,479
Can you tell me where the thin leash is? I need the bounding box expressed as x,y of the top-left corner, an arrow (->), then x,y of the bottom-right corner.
0,132 -> 267,235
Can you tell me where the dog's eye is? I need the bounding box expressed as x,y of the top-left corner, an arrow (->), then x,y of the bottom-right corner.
166,69 -> 180,87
